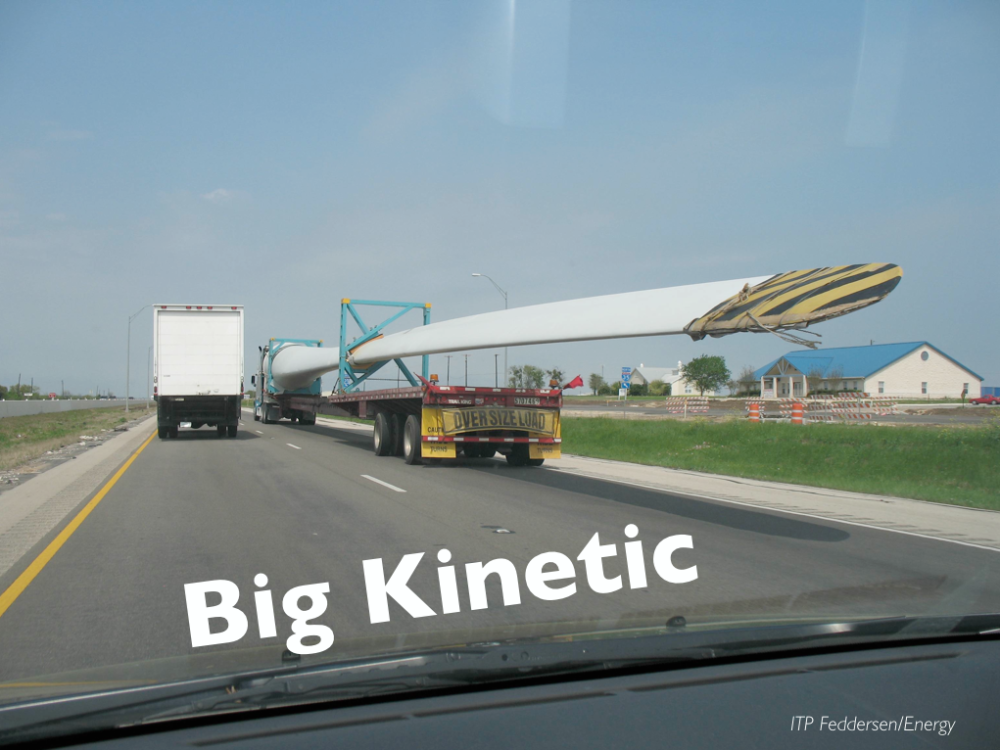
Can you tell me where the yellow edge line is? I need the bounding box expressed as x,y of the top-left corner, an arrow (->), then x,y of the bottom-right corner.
0,430 -> 157,620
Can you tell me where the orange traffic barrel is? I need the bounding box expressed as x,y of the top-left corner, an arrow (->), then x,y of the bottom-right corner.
748,403 -> 760,423
791,401 -> 804,425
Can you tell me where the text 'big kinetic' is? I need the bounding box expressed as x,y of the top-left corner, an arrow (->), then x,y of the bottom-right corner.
183,526 -> 698,655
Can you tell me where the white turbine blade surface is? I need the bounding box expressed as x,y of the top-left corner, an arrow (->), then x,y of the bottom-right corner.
350,276 -> 772,366
270,345 -> 342,390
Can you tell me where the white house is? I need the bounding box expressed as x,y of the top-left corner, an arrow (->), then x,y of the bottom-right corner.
753,342 -> 982,399
631,362 -> 716,396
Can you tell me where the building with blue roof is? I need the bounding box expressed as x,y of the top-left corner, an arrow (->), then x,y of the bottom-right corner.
752,343 -> 982,399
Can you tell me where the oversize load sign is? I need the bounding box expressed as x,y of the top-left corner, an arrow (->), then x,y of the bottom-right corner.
440,408 -> 557,436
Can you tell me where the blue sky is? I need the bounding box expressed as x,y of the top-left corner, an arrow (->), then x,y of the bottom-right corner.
1,0 -> 997,395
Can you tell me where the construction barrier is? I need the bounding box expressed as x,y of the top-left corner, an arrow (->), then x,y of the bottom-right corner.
748,402 -> 761,423
745,396 -> 897,424
664,397 -> 709,416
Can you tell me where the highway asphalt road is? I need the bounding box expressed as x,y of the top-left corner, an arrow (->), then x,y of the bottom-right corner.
1,415 -> 999,685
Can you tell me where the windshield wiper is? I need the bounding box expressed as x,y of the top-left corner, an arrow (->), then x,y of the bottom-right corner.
4,612 -> 999,744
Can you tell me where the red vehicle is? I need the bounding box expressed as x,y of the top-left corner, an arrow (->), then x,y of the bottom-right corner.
969,394 -> 1000,405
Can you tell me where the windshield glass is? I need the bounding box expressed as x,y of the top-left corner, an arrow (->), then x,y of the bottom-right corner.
1,0 -> 998,741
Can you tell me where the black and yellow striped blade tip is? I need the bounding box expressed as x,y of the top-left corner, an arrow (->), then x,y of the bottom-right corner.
686,263 -> 902,339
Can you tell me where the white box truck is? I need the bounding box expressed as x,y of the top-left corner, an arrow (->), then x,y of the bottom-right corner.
153,304 -> 244,439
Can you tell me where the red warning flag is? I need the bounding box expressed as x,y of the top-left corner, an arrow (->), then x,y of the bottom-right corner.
564,375 -> 584,389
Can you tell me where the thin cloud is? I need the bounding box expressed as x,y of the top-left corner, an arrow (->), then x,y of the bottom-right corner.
202,188 -> 233,203
45,128 -> 93,142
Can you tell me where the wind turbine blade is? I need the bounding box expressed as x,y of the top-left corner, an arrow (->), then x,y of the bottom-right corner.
270,345 -> 342,391
349,264 -> 901,365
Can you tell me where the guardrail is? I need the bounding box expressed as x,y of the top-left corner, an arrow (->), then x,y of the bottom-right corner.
0,399 -> 147,419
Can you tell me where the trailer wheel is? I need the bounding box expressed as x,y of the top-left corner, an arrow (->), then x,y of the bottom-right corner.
526,458 -> 545,467
217,425 -> 226,437
374,413 -> 393,456
480,447 -> 497,459
228,425 -> 238,438
505,444 -> 529,467
157,427 -> 168,439
388,414 -> 405,456
403,415 -> 422,465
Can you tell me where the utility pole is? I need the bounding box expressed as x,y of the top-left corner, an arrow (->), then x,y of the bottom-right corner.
472,273 -> 508,388
464,354 -> 469,386
61,380 -> 64,398
495,354 -> 499,387
445,355 -> 452,385
126,304 -> 148,413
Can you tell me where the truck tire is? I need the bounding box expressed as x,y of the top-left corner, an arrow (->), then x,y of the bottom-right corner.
506,444 -> 529,467
301,415 -> 316,426
158,427 -> 168,439
526,458 -> 545,467
403,415 -> 422,465
228,424 -> 238,438
389,414 -> 405,456
217,425 -> 226,437
373,413 -> 393,456
480,447 -> 497,459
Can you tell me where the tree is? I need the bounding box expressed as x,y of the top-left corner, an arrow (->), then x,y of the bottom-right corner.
649,379 -> 671,396
736,365 -> 758,396
588,373 -> 606,395
680,355 -> 730,396
523,365 -> 546,389
508,365 -> 546,389
806,366 -> 825,394
629,381 -> 649,396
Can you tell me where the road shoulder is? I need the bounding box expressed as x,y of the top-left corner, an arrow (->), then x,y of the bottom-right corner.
0,416 -> 157,582
551,454 -> 1000,552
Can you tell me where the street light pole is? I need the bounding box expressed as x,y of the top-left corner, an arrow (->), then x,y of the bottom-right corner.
471,273 -> 508,387
126,305 -> 148,413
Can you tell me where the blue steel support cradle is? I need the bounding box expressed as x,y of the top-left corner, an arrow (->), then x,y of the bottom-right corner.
338,299 -> 431,393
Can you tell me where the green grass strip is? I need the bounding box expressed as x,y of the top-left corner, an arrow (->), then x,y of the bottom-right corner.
561,417 -> 1000,510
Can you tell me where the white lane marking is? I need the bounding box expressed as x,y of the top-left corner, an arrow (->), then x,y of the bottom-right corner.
548,467 -> 1000,554
287,443 -> 301,450
255,430 -> 263,435
362,475 -> 406,493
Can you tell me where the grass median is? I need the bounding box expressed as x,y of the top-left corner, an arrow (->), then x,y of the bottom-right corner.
0,406 -> 152,471
561,417 -> 1000,510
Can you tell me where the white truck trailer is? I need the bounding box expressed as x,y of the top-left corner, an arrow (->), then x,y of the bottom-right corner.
153,304 -> 244,439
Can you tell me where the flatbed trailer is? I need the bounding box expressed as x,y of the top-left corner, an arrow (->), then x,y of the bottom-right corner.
325,382 -> 562,466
